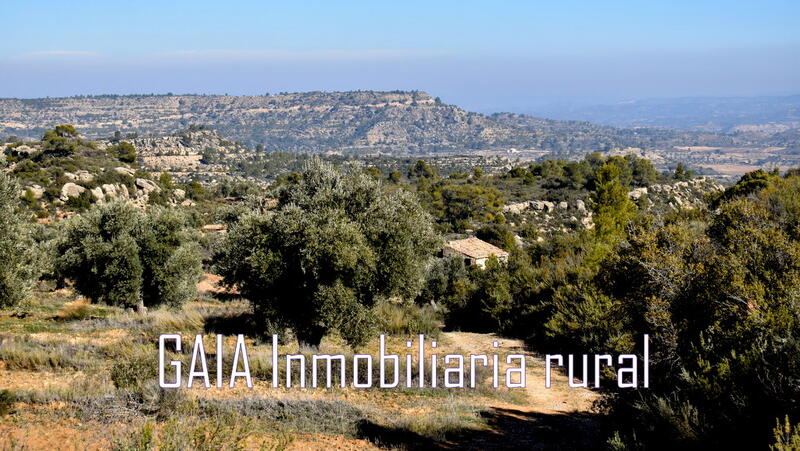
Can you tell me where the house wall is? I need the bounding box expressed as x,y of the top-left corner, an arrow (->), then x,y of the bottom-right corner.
442,247 -> 508,269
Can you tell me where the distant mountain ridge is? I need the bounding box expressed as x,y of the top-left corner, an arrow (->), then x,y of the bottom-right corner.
0,91 -> 795,161
0,91 -> 530,154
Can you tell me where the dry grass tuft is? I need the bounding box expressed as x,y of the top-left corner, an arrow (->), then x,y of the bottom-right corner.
0,339 -> 93,371
376,302 -> 441,337
394,396 -> 484,440
149,309 -> 205,332
55,298 -> 92,321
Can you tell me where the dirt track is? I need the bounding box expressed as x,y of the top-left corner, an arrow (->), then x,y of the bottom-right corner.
437,332 -> 604,450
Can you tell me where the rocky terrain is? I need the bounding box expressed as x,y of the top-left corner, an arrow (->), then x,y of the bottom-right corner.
98,127 -> 255,175
503,178 -> 723,236
0,135 -> 192,219
0,92 -> 530,154
1,92 -> 798,176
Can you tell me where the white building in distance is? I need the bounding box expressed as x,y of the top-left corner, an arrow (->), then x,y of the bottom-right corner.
443,237 -> 509,269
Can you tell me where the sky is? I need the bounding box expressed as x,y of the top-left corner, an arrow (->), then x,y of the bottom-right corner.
1,0 -> 798,113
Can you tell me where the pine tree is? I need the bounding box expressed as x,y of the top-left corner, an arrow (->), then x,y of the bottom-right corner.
590,163 -> 636,242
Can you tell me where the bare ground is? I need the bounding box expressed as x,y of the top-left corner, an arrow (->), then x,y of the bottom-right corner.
0,293 -> 604,450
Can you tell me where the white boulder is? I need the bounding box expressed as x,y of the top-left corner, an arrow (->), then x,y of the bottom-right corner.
60,183 -> 86,200
114,167 -> 136,177
135,178 -> 161,194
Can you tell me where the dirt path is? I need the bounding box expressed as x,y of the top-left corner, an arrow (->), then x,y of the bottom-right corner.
444,331 -> 598,413
439,332 -> 605,450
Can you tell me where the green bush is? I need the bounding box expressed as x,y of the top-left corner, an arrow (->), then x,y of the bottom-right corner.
376,302 -> 440,337
215,159 -> 439,348
41,125 -> 79,158
111,353 -> 158,389
771,416 -> 800,451
65,190 -> 93,211
0,173 -> 43,307
538,171 -> 800,448
107,141 -> 137,164
57,201 -> 203,309
0,389 -> 13,416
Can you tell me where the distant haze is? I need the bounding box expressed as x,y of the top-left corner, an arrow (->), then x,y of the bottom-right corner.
1,1 -> 798,114
528,95 -> 800,131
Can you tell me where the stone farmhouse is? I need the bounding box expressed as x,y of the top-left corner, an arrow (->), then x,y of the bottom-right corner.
443,237 -> 509,269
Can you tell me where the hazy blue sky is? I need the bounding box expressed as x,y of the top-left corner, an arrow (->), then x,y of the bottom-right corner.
1,0 -> 798,112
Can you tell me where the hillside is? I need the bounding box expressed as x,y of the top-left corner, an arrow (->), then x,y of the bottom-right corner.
3,92 -> 799,177
0,92 -> 532,154
100,126 -> 256,177
0,127 -> 791,450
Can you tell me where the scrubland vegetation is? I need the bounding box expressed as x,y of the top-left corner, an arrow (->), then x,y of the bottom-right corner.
0,126 -> 798,449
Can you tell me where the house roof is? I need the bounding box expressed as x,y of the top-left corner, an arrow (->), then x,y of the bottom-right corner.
444,237 -> 509,259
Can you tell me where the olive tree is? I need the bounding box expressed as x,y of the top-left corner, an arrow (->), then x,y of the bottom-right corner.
57,201 -> 202,309
0,174 -> 43,307
215,159 -> 439,348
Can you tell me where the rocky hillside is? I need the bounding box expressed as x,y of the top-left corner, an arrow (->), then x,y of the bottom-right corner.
0,131 -> 194,219
0,92 -> 532,154
98,127 -> 255,174
2,92 -> 797,175
503,178 -> 724,236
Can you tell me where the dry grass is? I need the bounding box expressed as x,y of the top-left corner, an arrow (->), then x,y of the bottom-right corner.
55,298 -> 92,321
11,375 -> 115,404
375,303 -> 441,338
113,414 -> 264,451
0,292 -> 599,449
79,306 -> 208,336
393,396 -> 484,440
0,339 -> 94,371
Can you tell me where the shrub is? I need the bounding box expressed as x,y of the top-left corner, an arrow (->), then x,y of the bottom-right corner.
538,171 -> 800,448
771,416 -> 800,451
200,397 -> 366,437
376,302 -> 440,337
65,190 -> 94,211
115,415 -> 255,451
110,351 -> 159,389
391,397 -> 481,441
107,141 -> 136,164
0,173 -> 43,307
0,339 -> 90,370
443,256 -> 522,334
55,298 -> 92,321
114,420 -> 155,451
57,201 -> 203,309
416,256 -> 469,306
475,223 -> 515,250
215,159 -> 439,348
41,125 -> 79,158
0,389 -> 13,416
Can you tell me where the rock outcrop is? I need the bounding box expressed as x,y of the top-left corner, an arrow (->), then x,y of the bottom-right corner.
63,170 -> 94,183
630,178 -> 724,211
60,183 -> 86,200
135,178 -> 160,195
502,178 -> 724,241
